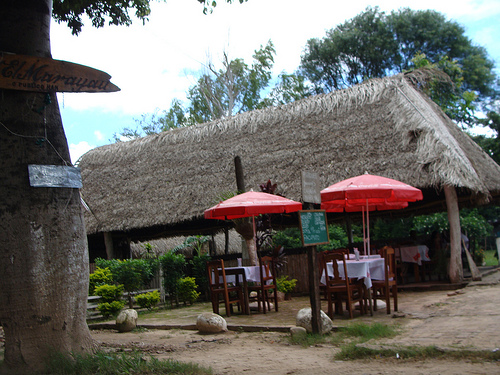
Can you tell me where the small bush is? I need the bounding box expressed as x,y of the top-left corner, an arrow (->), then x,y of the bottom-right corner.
94,284 -> 124,303
177,277 -> 200,305
276,275 -> 297,294
135,290 -> 161,310
97,300 -> 125,318
89,267 -> 113,295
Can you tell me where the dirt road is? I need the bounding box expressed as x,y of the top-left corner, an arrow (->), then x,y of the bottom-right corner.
92,270 -> 500,374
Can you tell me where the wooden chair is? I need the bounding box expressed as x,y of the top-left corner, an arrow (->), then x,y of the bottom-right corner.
248,256 -> 278,313
394,246 -> 407,284
372,246 -> 398,314
322,252 -> 365,319
206,259 -> 245,317
318,248 -> 349,300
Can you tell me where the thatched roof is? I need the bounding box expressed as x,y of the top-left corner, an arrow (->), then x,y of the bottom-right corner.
79,71 -> 500,240
130,231 -> 244,258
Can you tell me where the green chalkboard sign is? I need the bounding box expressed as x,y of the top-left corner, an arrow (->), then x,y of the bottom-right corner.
299,210 -> 330,247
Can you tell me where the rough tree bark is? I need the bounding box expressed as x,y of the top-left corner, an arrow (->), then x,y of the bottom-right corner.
0,1 -> 95,372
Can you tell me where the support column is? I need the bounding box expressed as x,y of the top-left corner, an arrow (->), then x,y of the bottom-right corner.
444,185 -> 463,284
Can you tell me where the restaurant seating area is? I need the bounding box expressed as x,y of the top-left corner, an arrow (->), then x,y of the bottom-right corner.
206,244 -> 429,319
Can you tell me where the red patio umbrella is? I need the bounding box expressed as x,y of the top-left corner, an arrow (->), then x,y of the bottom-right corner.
205,191 -> 302,264
204,191 -> 302,220
321,174 -> 423,255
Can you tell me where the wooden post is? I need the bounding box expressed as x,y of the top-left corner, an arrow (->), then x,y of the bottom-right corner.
303,202 -> 322,334
103,232 -> 114,259
444,185 -> 463,283
234,156 -> 245,193
307,245 -> 321,334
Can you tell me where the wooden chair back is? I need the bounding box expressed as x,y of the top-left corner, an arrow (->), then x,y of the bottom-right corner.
380,246 -> 396,282
323,252 -> 348,289
259,256 -> 276,285
322,251 -> 364,319
207,259 -> 227,290
373,246 -> 398,314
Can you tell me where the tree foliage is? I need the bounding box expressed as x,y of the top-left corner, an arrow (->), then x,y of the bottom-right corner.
472,109 -> 500,164
53,0 -> 246,35
299,7 -> 498,126
114,41 -> 310,141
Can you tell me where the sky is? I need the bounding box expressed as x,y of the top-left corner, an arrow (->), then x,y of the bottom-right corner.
49,0 -> 500,163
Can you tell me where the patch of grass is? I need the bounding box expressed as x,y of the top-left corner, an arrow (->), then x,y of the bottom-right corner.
337,322 -> 398,341
290,332 -> 330,347
44,350 -> 212,375
336,344 -> 500,361
484,249 -> 499,266
290,322 -> 398,348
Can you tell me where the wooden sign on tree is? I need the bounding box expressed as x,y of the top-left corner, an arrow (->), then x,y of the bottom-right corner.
0,52 -> 120,93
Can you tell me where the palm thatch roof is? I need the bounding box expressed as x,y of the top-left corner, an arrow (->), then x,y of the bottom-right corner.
130,231 -> 243,258
79,71 -> 500,241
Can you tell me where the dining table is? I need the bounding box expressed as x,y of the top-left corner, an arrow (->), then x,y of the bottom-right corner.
320,255 -> 385,316
398,245 -> 431,282
221,266 -> 263,315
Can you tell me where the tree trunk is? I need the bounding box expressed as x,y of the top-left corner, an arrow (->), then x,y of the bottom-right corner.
234,218 -> 258,266
0,1 -> 95,372
444,185 -> 463,284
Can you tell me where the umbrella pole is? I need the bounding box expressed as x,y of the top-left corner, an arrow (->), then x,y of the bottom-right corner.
362,207 -> 366,255
366,199 -> 370,256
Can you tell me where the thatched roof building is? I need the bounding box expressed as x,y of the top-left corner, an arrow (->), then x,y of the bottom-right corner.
79,71 -> 500,258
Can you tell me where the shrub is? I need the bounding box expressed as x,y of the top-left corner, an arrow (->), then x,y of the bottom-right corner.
159,251 -> 186,306
177,277 -> 200,305
190,254 -> 211,299
94,284 -> 124,303
97,300 -> 125,318
276,275 -> 297,294
135,290 -> 161,310
89,267 -> 113,295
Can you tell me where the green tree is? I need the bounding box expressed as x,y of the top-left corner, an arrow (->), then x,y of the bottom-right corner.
472,109 -> 500,164
115,41 -> 311,140
0,0 -> 242,372
300,7 -> 498,126
109,259 -> 156,308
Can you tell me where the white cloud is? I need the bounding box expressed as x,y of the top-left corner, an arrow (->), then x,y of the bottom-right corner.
69,141 -> 95,164
50,0 -> 500,148
94,130 -> 104,141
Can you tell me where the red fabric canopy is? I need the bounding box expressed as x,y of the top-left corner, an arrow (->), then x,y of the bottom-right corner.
321,199 -> 408,213
320,173 -> 423,204
204,191 -> 302,220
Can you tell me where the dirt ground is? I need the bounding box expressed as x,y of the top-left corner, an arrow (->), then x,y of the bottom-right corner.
91,269 -> 500,374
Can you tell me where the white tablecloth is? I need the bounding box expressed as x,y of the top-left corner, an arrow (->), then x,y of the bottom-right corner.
398,245 -> 430,265
348,254 -> 381,260
223,266 -> 262,284
320,258 -> 385,289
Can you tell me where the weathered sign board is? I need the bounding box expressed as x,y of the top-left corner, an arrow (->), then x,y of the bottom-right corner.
28,165 -> 82,189
301,170 -> 321,204
0,52 -> 120,93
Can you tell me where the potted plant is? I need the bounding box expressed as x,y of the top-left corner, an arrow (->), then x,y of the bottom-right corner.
276,275 -> 297,301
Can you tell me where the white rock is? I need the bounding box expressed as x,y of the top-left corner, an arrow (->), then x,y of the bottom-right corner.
116,309 -> 138,333
196,312 -> 228,333
290,326 -> 308,340
296,307 -> 333,335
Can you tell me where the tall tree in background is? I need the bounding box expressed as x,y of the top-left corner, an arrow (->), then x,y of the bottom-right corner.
0,0 -> 242,372
300,7 -> 498,127
115,41 -> 311,141
473,109 -> 500,164
115,40 -> 311,141
188,41 -> 276,123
